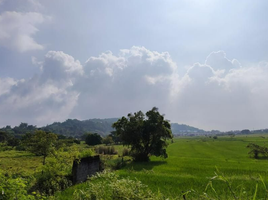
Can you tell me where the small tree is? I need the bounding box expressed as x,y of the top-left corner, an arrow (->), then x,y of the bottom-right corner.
247,143 -> 268,159
102,136 -> 113,146
22,130 -> 58,165
113,107 -> 173,162
85,133 -> 102,146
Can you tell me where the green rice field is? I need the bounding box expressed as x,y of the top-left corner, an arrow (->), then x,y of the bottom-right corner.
115,136 -> 268,199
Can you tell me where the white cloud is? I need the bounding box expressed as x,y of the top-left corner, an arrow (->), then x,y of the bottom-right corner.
42,51 -> 83,81
71,46 -> 176,119
0,77 -> 17,96
1,47 -> 268,131
169,52 -> 268,131
0,51 -> 81,127
0,11 -> 45,52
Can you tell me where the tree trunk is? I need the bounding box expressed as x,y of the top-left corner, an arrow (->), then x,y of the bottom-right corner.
254,151 -> 259,159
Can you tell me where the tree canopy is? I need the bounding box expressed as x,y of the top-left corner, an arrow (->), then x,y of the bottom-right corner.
112,107 -> 173,162
84,133 -> 102,146
22,130 -> 58,165
247,143 -> 268,159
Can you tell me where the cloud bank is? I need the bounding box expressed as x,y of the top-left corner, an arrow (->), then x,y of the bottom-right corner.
0,47 -> 268,131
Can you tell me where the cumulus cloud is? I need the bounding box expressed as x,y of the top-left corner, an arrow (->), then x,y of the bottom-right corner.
72,46 -> 176,119
41,51 -> 83,84
169,52 -> 268,131
0,11 -> 45,52
0,51 -> 81,126
1,47 -> 268,131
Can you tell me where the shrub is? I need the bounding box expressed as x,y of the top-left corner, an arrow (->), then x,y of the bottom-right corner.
95,146 -> 117,155
32,173 -> 72,196
31,150 -> 77,195
0,170 -> 36,200
79,149 -> 94,158
122,148 -> 130,156
73,171 -> 166,200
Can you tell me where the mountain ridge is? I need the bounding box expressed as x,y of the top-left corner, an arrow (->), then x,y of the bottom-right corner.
0,118 -> 204,137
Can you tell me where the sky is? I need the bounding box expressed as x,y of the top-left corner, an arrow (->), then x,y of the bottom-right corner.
0,0 -> 268,131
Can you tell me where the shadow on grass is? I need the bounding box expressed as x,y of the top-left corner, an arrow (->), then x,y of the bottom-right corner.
123,160 -> 167,171
252,156 -> 268,160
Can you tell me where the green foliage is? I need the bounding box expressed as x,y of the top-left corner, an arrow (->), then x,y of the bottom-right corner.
113,107 -> 172,162
22,130 -> 58,165
84,133 -> 102,146
108,131 -> 121,144
78,149 -> 95,158
32,173 -> 72,196
0,123 -> 36,138
102,136 -> 113,146
0,150 -> 42,175
116,136 -> 268,199
7,136 -> 20,147
0,143 -> 93,197
0,131 -> 8,143
247,143 -> 268,158
73,171 -> 168,200
31,147 -> 87,195
0,170 -> 36,200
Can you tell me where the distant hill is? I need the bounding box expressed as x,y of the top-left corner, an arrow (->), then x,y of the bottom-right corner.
44,120 -> 205,137
43,118 -> 118,137
171,123 -> 205,134
1,119 -> 205,138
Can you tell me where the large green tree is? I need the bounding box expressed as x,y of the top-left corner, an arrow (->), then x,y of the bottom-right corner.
113,107 -> 173,162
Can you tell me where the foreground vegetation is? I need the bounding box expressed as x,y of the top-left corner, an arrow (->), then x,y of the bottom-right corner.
1,134 -> 268,199
51,135 -> 268,199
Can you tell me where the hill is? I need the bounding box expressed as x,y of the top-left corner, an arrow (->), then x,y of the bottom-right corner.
43,118 -> 118,137
171,123 -> 205,135
44,120 -> 205,137
1,120 -> 205,138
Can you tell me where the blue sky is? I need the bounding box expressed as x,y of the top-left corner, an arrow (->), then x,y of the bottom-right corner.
0,0 -> 268,131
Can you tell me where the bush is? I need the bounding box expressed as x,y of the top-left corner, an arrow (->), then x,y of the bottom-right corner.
31,150 -> 76,195
0,170 -> 36,200
122,148 -> 130,156
79,149 -> 94,158
95,146 -> 117,155
73,171 -> 166,200
32,173 -> 72,196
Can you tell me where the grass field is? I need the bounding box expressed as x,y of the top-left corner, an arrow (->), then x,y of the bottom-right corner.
115,136 -> 268,199
0,150 -> 42,175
